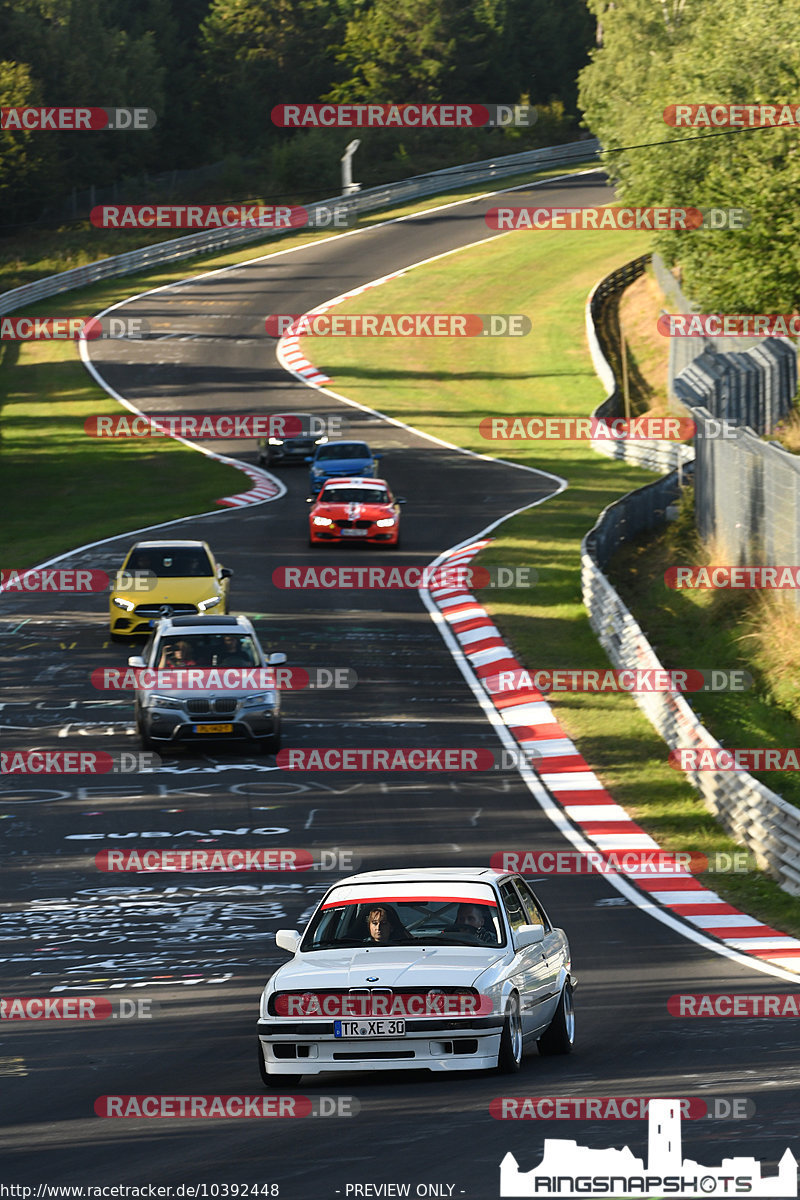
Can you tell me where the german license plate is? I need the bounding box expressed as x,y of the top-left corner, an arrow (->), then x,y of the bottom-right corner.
334,1019 -> 405,1038
339,529 -> 368,537
194,724 -> 234,734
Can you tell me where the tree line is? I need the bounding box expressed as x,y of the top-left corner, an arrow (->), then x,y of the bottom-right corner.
0,0 -> 594,228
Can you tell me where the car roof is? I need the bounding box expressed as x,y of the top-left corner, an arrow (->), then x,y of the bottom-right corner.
131,540 -> 210,550
330,868 -> 509,887
319,476 -> 389,489
315,440 -> 370,449
156,614 -> 254,632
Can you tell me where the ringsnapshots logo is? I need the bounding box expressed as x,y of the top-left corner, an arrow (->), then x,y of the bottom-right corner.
664,103 -> 800,127
271,103 -> 536,128
0,315 -> 149,340
498,1098 -> 797,1197
95,1095 -> 359,1118
1,750 -> 160,774
271,565 -> 537,590
479,416 -> 695,441
1,107 -> 156,130
1,996 -> 157,1020
485,206 -> 750,231
484,668 -> 751,694
265,313 -> 530,337
83,412 -> 343,439
95,847 -> 359,873
658,314 -> 800,338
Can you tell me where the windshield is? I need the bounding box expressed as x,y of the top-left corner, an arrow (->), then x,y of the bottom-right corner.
301,898 -> 504,951
126,547 -> 214,577
318,487 -> 389,505
153,633 -> 260,670
314,443 -> 370,460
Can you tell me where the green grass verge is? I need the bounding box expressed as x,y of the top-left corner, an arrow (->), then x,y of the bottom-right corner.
298,224 -> 800,939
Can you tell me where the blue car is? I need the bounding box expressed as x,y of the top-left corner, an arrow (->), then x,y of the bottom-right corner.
306,440 -> 381,493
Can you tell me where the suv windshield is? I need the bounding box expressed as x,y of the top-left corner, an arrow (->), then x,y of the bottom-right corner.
301,898 -> 503,950
153,633 -> 260,670
126,547 -> 214,577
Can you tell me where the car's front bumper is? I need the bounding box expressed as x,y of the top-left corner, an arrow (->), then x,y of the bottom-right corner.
257,1017 -> 503,1074
309,525 -> 398,545
139,711 -> 279,744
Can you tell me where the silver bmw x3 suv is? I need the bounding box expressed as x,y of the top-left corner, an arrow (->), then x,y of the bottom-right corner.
128,614 -> 286,754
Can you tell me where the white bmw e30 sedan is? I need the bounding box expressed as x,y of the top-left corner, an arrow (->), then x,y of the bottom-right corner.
257,867 -> 575,1080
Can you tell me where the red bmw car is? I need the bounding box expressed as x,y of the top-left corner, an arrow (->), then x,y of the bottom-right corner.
308,477 -> 405,547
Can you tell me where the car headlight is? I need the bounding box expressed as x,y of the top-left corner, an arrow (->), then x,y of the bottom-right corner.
197,595 -> 221,612
313,516 -> 334,527
268,437 -> 283,446
112,596 -> 135,612
375,517 -> 395,527
311,467 -> 324,476
243,691 -> 277,708
145,694 -> 184,709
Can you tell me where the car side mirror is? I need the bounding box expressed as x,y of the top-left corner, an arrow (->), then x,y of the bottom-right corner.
514,924 -> 545,949
276,930 -> 301,954
304,456 -> 314,463
219,567 -> 233,579
267,652 -> 287,665
395,497 -> 407,505
374,452 -> 383,459
127,655 -> 146,668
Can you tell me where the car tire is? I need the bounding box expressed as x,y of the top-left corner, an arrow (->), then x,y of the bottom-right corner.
537,980 -> 575,1056
258,1041 -> 297,1087
497,992 -> 523,1074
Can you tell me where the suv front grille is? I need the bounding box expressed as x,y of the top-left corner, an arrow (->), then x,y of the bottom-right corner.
186,698 -> 238,715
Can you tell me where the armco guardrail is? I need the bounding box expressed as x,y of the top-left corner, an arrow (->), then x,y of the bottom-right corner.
585,253 -> 694,474
582,260 -> 800,894
0,137 -> 599,318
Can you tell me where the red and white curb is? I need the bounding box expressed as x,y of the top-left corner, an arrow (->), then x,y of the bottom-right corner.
276,271 -> 406,384
216,460 -> 282,508
426,540 -> 800,977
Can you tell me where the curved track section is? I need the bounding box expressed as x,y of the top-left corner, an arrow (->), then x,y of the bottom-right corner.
2,172 -> 798,1195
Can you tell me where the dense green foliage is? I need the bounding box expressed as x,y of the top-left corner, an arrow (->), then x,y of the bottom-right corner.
0,0 -> 593,228
578,0 -> 800,310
